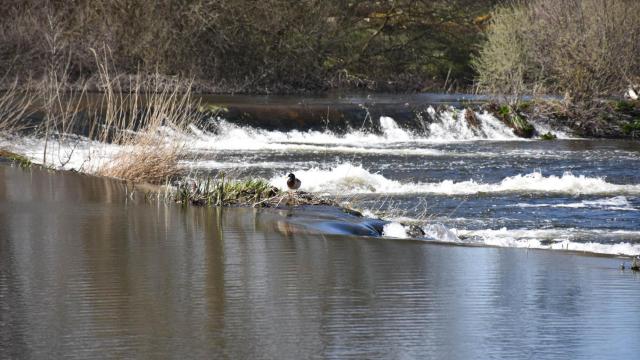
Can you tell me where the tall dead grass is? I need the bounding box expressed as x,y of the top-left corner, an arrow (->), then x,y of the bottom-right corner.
0,45 -> 200,185
98,137 -> 184,184
90,49 -> 200,184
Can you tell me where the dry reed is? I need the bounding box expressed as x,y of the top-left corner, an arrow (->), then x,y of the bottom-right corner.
90,48 -> 200,184
98,138 -> 183,184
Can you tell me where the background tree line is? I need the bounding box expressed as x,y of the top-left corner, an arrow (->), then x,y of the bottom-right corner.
0,0 -> 495,93
473,0 -> 640,101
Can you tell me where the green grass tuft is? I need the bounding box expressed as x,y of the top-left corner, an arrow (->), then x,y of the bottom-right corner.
510,114 -> 535,138
174,174 -> 279,207
498,105 -> 511,117
540,132 -> 557,140
614,100 -> 636,113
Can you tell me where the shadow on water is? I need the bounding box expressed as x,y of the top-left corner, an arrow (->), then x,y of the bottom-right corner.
1,164 -> 640,359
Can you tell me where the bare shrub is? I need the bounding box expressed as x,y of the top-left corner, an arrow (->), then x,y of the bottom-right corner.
472,4 -> 535,105
474,0 -> 640,100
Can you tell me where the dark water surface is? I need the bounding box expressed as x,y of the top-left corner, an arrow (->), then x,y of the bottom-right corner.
1,165 -> 640,359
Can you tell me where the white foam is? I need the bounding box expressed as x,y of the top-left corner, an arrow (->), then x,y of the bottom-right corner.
369,213 -> 640,256
1,109 -> 577,173
379,116 -> 413,141
423,223 -> 462,242
1,135 -> 121,172
191,117 -> 418,150
529,120 -> 573,139
187,119 -> 447,155
512,196 -> 637,211
448,227 -> 640,256
382,222 -> 409,239
187,110 -> 527,155
270,163 -> 640,196
0,126 -> 187,173
425,107 -> 519,140
183,160 -> 320,170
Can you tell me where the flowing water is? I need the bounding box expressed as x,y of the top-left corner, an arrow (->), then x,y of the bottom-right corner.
3,96 -> 640,257
1,164 -> 640,359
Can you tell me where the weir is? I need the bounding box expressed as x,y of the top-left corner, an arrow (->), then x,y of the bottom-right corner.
204,106 -> 520,141
197,93 -> 497,136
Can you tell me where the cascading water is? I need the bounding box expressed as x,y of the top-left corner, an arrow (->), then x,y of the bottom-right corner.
424,107 -> 519,140
3,100 -> 640,256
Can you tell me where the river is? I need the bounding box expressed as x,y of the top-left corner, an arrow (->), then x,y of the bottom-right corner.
1,164 -> 640,359
2,94 -> 640,357
3,94 -> 640,256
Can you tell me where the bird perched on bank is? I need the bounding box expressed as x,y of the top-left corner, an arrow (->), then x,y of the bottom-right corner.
287,173 -> 301,191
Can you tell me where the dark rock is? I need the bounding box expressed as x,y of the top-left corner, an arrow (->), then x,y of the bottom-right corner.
405,224 -> 425,238
464,107 -> 481,129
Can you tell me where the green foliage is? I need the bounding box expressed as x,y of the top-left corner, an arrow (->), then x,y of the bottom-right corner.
498,105 -> 510,117
622,120 -> 640,135
472,4 -> 533,101
0,150 -> 32,168
175,174 -> 279,207
510,114 -> 535,138
539,132 -> 557,140
614,101 -> 636,113
9,154 -> 32,168
489,103 -> 535,138
517,101 -> 532,111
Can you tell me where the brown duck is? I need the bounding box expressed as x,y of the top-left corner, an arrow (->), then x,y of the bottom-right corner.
287,173 -> 301,191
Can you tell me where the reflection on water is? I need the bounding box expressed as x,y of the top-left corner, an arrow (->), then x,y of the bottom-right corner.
1,165 -> 640,359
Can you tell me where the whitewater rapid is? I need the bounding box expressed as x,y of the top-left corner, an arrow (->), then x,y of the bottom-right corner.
381,223 -> 640,256
2,108 -> 639,257
268,163 -> 640,196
